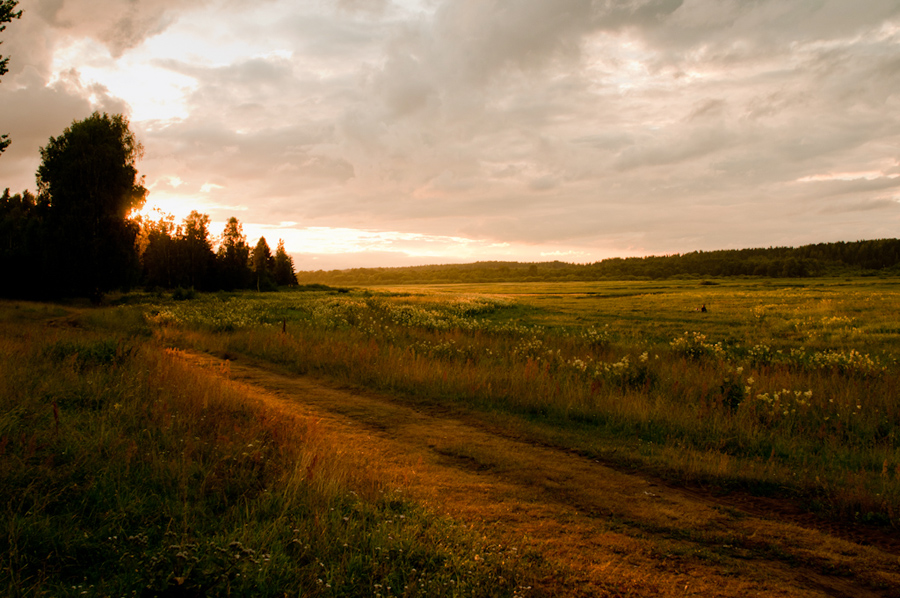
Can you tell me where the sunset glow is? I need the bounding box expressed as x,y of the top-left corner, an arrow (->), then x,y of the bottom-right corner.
2,0 -> 899,270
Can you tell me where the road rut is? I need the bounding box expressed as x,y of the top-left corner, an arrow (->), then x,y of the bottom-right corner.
175,349 -> 900,598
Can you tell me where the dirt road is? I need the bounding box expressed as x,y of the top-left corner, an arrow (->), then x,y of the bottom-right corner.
177,350 -> 900,597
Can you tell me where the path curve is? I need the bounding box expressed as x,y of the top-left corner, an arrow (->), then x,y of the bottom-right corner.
176,349 -> 900,598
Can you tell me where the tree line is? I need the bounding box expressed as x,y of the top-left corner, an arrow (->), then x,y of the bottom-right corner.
135,211 -> 297,294
301,240 -> 900,286
5,109 -> 897,297
0,112 -> 296,300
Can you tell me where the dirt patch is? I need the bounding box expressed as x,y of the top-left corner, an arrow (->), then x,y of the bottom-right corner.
175,349 -> 900,598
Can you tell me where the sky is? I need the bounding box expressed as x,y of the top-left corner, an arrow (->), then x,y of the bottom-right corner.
1,0 -> 899,271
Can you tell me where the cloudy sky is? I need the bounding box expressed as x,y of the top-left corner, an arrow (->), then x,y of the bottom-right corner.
1,0 -> 899,270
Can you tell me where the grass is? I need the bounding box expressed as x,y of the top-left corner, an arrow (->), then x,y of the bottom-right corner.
4,277 -> 899,593
145,279 -> 900,527
0,302 -> 536,597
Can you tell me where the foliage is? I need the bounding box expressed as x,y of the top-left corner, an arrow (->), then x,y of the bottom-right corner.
217,217 -> 252,291
180,210 -> 217,289
251,236 -> 277,292
299,239 -> 900,286
0,0 -> 21,153
2,115 -> 285,299
0,0 -> 18,78
274,239 -> 298,286
36,112 -> 147,299
1,110 -> 301,299
0,188 -> 47,297
136,216 -> 298,293
137,209 -> 218,291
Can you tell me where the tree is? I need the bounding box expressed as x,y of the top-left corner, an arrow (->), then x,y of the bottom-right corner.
217,216 -> 251,290
0,187 -> 48,297
251,236 -> 276,291
36,112 -> 147,298
0,0 -> 22,154
273,239 -> 298,286
180,211 -> 216,290
137,210 -> 178,289
136,210 -> 218,291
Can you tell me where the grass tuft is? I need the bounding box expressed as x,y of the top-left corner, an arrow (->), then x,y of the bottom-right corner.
0,301 -> 534,597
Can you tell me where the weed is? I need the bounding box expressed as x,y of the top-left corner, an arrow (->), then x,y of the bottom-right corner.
136,279 -> 900,526
0,301 -> 534,597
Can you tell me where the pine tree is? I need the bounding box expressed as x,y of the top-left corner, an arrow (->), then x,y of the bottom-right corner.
251,236 -> 276,291
217,217 -> 251,290
274,239 -> 298,286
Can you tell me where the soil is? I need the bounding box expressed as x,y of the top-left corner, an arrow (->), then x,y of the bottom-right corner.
176,349 -> 900,598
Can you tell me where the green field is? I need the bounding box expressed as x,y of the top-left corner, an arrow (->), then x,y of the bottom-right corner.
150,277 -> 900,523
3,277 -> 900,595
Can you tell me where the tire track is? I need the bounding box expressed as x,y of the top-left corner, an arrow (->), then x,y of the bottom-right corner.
176,349 -> 900,598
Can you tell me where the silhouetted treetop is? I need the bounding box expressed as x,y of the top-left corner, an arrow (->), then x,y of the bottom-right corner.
37,112 -> 146,219
251,236 -> 277,291
274,239 -> 298,286
0,0 -> 23,154
36,112 -> 147,298
217,216 -> 252,290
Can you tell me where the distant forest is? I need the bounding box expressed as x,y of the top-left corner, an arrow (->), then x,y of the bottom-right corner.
299,239 -> 900,286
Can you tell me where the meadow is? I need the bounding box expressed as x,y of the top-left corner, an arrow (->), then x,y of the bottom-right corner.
150,278 -> 900,526
3,276 -> 900,595
0,302 -> 535,597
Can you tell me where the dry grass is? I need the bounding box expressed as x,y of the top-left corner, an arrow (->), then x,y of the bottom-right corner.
0,301 -> 535,597
148,279 -> 900,526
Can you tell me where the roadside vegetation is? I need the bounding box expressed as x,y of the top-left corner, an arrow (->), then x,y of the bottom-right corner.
0,302 -> 535,597
4,277 -> 899,594
147,278 -> 900,528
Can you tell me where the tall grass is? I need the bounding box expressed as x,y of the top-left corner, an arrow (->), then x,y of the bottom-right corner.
152,282 -> 900,526
0,302 -> 534,597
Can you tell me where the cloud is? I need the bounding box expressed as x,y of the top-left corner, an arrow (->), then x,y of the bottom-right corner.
336,0 -> 392,16
820,198 -> 900,214
0,68 -> 128,189
4,0 -> 900,268
431,0 -> 684,82
34,0 -> 216,57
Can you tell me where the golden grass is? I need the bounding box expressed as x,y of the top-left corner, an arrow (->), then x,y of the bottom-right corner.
147,279 -> 900,526
0,301 -> 534,597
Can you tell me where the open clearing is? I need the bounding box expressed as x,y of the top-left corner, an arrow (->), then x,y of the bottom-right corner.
177,348 -> 900,598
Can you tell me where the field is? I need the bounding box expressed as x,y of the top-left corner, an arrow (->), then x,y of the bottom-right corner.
152,278 -> 900,521
3,277 -> 900,596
